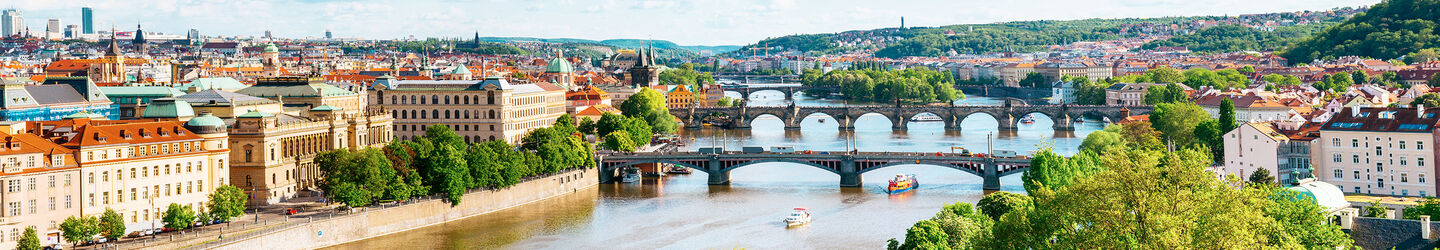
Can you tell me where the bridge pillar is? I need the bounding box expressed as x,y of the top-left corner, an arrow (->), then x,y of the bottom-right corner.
1052,114 -> 1075,131
997,114 -> 1019,131
943,115 -> 960,130
707,158 -> 731,185
892,116 -> 907,130
982,160 -> 1001,190
839,157 -> 862,187
839,115 -> 855,130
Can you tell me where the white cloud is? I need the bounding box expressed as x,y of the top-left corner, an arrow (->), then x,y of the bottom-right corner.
12,0 -> 1381,45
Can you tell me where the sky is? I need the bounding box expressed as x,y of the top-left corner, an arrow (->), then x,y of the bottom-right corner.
15,0 -> 1380,46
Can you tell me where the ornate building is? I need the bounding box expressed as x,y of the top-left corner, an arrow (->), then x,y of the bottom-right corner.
90,35 -> 128,84
371,76 -> 566,144
227,76 -> 393,205
629,48 -> 660,88
543,52 -> 574,88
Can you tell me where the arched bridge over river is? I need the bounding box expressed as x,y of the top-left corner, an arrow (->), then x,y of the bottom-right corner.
598,152 -> 1032,190
673,100 -> 1152,131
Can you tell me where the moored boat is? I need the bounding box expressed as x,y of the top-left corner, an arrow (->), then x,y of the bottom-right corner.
784,207 -> 812,227
621,168 -> 641,183
1019,115 -> 1036,124
887,174 -> 918,194
665,165 -> 693,174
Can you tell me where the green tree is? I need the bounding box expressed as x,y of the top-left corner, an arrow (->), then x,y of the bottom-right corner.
1194,119 -> 1224,162
1362,201 -> 1388,218
162,203 -> 197,230
59,216 -> 98,246
716,97 -> 734,107
1238,66 -> 1256,74
426,144 -> 471,205
1021,148 -> 1102,193
1248,168 -> 1276,187
18,227 -> 40,250
98,208 -> 126,240
898,220 -> 951,250
1403,198 -> 1440,220
976,192 -> 1031,220
1407,48 -> 1440,64
577,117 -> 597,135
620,88 -> 677,134
1219,98 -> 1237,133
316,148 -> 396,207
604,131 -> 637,152
1079,129 -> 1125,152
623,115 -> 654,149
1416,93 -> 1440,108
595,113 -> 628,138
1145,67 -> 1184,83
1430,72 -> 1440,87
1351,71 -> 1369,85
1018,72 -> 1047,88
1143,84 -> 1189,104
1120,121 -> 1164,150
208,185 -> 248,222
1150,103 -> 1210,146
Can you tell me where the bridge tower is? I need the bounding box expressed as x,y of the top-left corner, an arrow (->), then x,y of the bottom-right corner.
785,103 -> 801,129
734,103 -> 751,128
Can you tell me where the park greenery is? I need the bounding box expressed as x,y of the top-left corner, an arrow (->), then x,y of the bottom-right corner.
800,66 -> 961,104
208,185 -> 249,222
620,88 -> 679,135
58,208 -> 132,245
659,63 -> 716,91
17,227 -> 40,250
163,203 -> 198,230
1283,0 -> 1440,63
890,104 -> 1350,248
316,115 -> 596,207
1141,24 -> 1337,53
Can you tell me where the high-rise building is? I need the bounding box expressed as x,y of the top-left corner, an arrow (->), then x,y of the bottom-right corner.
1,9 -> 22,37
187,29 -> 200,44
325,29 -> 331,39
46,19 -> 60,39
65,25 -> 77,38
82,7 -> 93,34
264,30 -> 272,39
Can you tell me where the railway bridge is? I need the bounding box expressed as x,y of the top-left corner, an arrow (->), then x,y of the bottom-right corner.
598,151 -> 1032,190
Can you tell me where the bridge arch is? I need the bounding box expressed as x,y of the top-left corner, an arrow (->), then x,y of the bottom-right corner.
855,161 -> 986,177
719,159 -> 842,175
602,160 -> 709,173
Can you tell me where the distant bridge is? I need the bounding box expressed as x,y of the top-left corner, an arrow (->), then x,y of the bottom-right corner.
673,100 -> 1153,131
598,151 -> 1032,190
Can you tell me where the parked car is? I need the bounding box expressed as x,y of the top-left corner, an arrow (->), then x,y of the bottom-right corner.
991,150 -> 1017,158
284,208 -> 300,215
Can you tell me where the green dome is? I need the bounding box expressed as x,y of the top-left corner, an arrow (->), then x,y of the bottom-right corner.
62,111 -> 93,119
185,113 -> 225,127
142,99 -> 196,118
263,44 -> 279,53
545,57 -> 573,73
238,110 -> 274,118
450,65 -> 471,75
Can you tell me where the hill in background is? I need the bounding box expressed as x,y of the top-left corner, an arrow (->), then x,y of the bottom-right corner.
1282,0 -> 1440,63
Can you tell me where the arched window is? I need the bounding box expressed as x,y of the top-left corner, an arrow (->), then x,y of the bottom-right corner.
487,91 -> 495,104
489,110 -> 496,119
445,110 -> 451,119
463,96 -> 470,105
489,135 -> 496,141
432,95 -> 439,105
432,110 -> 439,119
243,145 -> 254,162
444,95 -> 451,105
410,95 -> 416,104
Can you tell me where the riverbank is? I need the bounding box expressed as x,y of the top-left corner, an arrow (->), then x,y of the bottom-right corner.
204,167 -> 598,250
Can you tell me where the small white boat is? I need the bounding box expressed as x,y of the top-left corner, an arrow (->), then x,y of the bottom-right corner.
621,168 -> 641,183
784,207 -> 812,227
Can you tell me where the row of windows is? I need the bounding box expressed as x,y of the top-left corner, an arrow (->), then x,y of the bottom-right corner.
1339,185 -> 1428,197
85,142 -> 202,162
1333,169 -> 1428,183
399,124 -> 496,132
396,109 -> 499,120
3,195 -> 71,217
6,175 -> 72,193
1331,138 -> 1426,150
384,92 -> 498,105
88,161 -> 206,184
1332,154 -> 1425,167
89,181 -> 204,206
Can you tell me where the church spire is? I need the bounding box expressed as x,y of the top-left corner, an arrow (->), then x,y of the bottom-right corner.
105,29 -> 120,57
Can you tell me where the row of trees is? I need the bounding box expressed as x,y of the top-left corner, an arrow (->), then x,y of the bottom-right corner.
54,185 -> 247,246
1140,24 -> 1336,53
316,115 -> 596,207
800,67 -> 962,104
1281,0 -> 1440,63
889,102 -> 1349,249
658,63 -> 715,91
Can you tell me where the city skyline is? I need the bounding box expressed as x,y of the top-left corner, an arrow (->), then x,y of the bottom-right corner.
14,0 -> 1380,45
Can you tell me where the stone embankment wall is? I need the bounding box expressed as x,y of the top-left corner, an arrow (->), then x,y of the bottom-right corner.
210,168 -> 598,250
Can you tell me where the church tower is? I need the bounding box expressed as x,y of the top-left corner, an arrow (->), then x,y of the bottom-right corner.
133,24 -> 147,55
628,47 -> 659,87
90,33 -> 127,84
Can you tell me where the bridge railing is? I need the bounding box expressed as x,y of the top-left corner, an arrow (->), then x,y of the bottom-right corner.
601,150 -> 1031,160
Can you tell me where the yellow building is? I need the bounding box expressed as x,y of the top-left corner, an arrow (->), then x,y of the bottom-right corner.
666,85 -> 693,109
371,76 -> 567,144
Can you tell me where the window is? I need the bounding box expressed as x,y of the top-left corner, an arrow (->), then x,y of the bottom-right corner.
1379,178 -> 1385,188
64,195 -> 70,209
1401,141 -> 1408,149
47,176 -> 54,188
5,180 -> 15,193
130,168 -> 136,178
1352,139 -> 1359,147
64,175 -> 70,186
1354,171 -> 1361,180
1333,154 -> 1342,162
102,171 -> 107,182
1402,157 -> 1409,166
116,189 -> 122,202
1353,155 -> 1360,163
1378,163 -> 1384,172
1376,146 -> 1383,156
1334,169 -> 1343,178
48,197 -> 54,211
1403,173 -> 1410,183
7,202 -> 17,216
26,178 -> 33,190
1423,173 -> 1428,183
102,192 -> 108,204
27,200 -> 34,214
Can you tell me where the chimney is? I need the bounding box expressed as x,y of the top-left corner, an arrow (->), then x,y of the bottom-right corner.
1423,215 -> 1432,240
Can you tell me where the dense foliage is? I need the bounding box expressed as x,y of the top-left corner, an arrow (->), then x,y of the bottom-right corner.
207,185 -> 248,222
162,203 -> 198,230
620,88 -> 679,134
801,67 -> 961,104
1283,0 -> 1440,63
317,116 -> 595,207
1141,24 -> 1336,53
658,63 -> 715,91
59,215 -> 98,245
17,227 -> 39,250
98,209 -> 126,240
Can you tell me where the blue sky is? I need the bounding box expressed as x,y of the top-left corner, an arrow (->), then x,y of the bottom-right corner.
17,0 -> 1378,45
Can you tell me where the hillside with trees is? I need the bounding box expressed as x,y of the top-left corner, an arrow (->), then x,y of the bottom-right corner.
1282,0 -> 1440,63
1140,23 -> 1338,53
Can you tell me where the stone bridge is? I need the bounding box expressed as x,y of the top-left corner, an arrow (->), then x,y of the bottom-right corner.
598,151 -> 1032,190
673,100 -> 1153,131
718,84 -> 838,101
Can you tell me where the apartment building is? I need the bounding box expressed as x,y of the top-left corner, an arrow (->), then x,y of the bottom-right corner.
371,76 -> 566,144
1315,107 -> 1439,197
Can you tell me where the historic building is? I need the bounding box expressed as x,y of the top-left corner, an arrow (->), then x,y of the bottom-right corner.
0,129 -> 78,248
0,77 -> 116,121
227,76 -> 393,205
629,48 -> 660,88
371,76 -> 566,144
1315,107 -> 1439,197
543,52 -> 575,88
14,116 -> 230,241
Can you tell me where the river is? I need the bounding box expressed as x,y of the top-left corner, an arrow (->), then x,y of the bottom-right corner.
328,87 -> 1104,249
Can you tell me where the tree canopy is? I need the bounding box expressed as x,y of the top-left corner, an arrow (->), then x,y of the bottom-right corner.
801,66 -> 960,104
1283,0 -> 1440,63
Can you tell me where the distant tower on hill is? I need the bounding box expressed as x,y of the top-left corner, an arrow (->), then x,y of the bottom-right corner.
901,16 -> 905,29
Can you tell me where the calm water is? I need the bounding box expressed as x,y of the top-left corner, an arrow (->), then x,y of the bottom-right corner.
329,88 -> 1102,249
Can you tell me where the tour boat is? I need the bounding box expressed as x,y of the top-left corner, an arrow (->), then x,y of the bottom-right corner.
621,168 -> 641,183
887,174 -> 919,194
1019,115 -> 1036,124
665,165 -> 693,174
1073,117 -> 1085,123
909,116 -> 942,122
819,118 -> 826,123
784,207 -> 812,227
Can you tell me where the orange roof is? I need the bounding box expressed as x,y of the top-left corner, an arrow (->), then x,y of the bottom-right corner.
27,119 -> 203,147
576,104 -> 621,116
